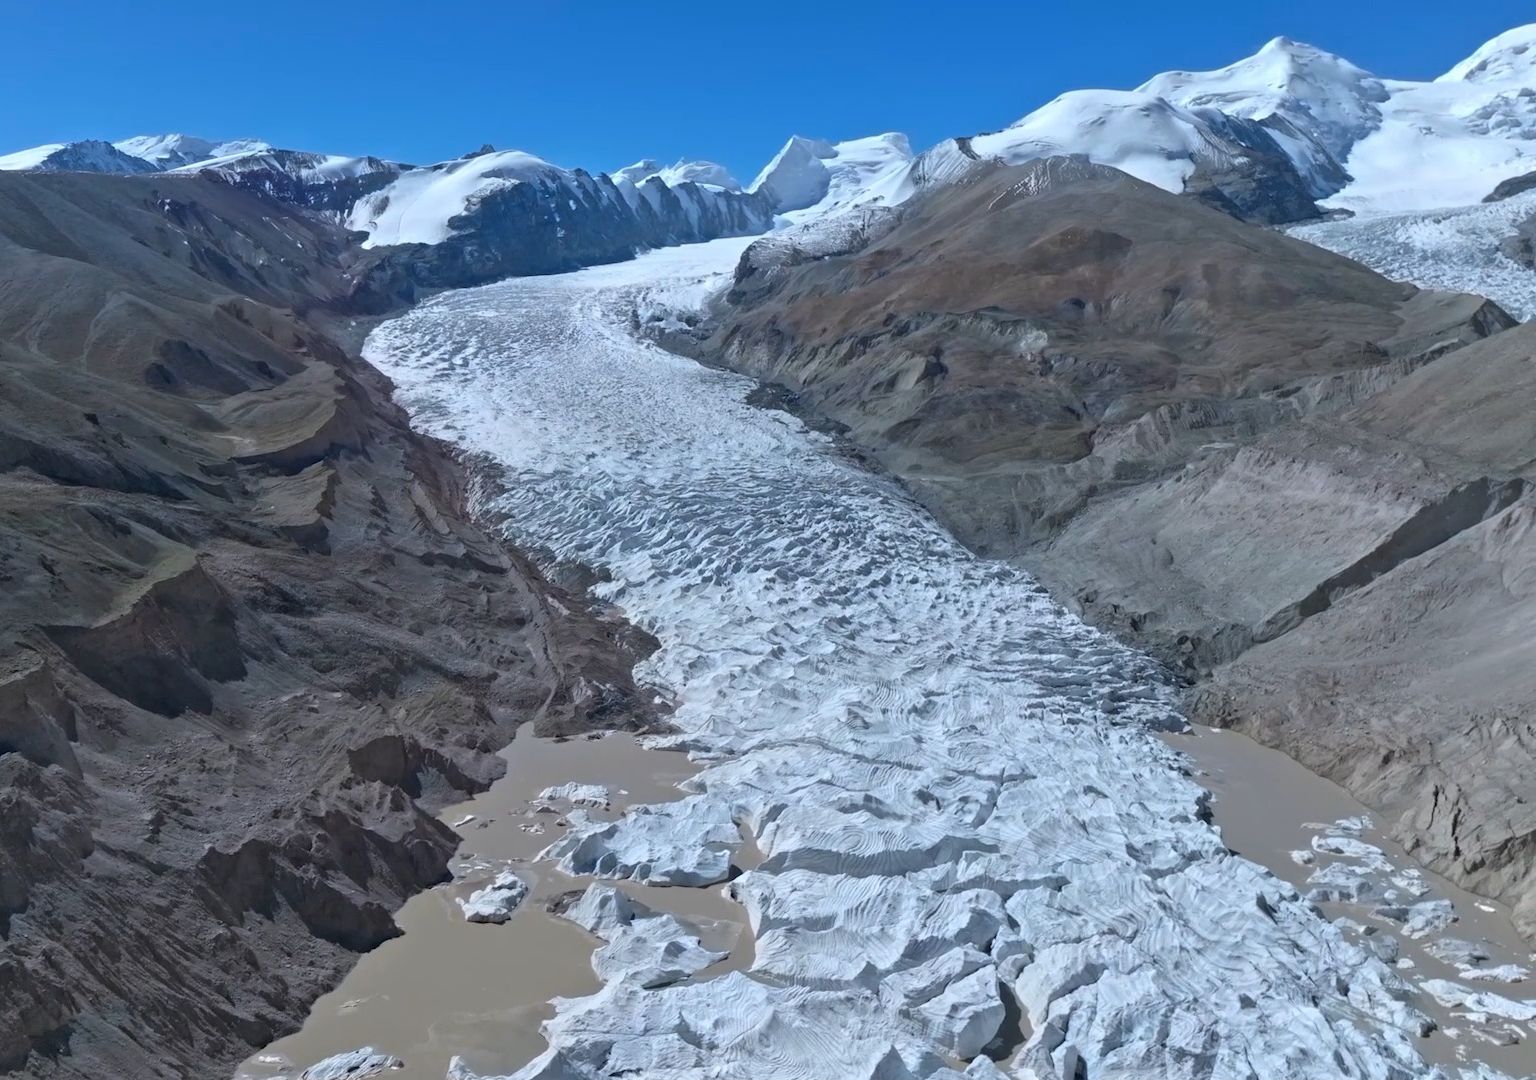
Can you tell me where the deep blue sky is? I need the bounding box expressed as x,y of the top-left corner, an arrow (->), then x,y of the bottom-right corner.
4,1 -> 1530,183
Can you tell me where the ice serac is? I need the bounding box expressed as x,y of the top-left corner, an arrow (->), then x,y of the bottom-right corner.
539,795 -> 738,886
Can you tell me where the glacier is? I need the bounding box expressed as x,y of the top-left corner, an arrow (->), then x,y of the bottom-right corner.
359,237 -> 1516,1080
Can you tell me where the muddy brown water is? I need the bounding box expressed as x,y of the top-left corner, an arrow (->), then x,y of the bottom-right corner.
238,721 -> 1536,1080
1171,725 -> 1536,1077
235,725 -> 755,1080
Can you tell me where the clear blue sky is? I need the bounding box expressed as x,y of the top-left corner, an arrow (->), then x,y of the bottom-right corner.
4,1 -> 1530,183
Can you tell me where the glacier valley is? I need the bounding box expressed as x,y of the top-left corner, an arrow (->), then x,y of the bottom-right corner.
299,237 -> 1536,1080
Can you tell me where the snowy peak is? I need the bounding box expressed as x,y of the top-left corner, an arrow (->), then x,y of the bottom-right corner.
0,139 -> 160,175
1138,37 -> 1387,161
1438,24 -> 1536,83
748,133 -> 914,216
748,136 -> 839,211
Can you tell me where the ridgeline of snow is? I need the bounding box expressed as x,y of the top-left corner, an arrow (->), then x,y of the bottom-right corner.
115,134 -> 271,169
173,147 -> 400,185
613,158 -> 741,191
4,24 -> 1534,226
970,91 -> 1228,193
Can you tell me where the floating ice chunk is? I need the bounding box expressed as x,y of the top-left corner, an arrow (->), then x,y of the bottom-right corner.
539,782 -> 612,809
457,870 -> 528,924
1307,861 -> 1382,905
1428,938 -> 1493,968
1346,966 -> 1434,1037
1374,898 -> 1457,938
1464,965 -> 1530,984
1311,816 -> 1372,835
1291,849 -> 1317,866
1420,979 -> 1536,1022
539,795 -> 738,886
1405,899 -> 1459,939
1312,835 -> 1390,866
298,1047 -> 402,1079
557,883 -> 726,988
452,814 -> 477,828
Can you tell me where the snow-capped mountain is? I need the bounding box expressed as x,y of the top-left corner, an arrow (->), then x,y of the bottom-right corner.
343,147 -> 773,294
0,139 -> 161,175
1138,36 -> 1386,186
0,134 -> 272,174
768,25 -> 1536,224
115,134 -> 271,169
3,22 -> 1532,254
1335,25 -> 1536,211
747,133 -> 914,219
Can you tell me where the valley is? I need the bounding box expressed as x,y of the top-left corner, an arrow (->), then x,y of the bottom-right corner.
1,17 -> 1535,1080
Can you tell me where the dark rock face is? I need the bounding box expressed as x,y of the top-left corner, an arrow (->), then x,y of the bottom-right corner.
1499,208 -> 1536,267
362,170 -> 775,298
181,149 -> 406,213
1485,169 -> 1536,202
704,157 -> 1536,936
1181,111 -> 1341,225
0,172 -> 659,1079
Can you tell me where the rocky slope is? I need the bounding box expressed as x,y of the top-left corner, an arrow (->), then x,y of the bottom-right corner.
697,157 -> 1536,934
0,171 -> 657,1079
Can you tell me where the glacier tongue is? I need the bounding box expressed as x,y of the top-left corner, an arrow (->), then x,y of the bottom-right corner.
366,238 -> 1505,1080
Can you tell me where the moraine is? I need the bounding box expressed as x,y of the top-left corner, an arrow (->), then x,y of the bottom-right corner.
336,236 -> 1528,1080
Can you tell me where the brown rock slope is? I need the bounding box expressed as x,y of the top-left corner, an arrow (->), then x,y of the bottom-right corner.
702,158 -> 1536,932
0,172 -> 655,1078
